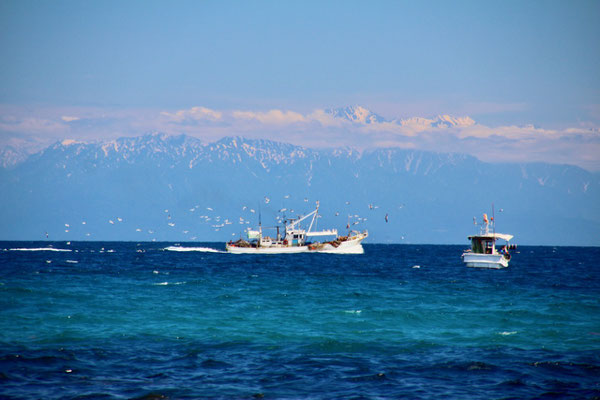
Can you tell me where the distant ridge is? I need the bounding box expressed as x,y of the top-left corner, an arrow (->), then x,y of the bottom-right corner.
325,105 -> 386,124
1,133 -> 598,245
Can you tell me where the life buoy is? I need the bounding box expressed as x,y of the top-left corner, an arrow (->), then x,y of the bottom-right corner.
283,239 -> 288,245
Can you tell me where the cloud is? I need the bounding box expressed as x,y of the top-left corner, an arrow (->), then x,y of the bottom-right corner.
161,106 -> 222,123
0,115 -> 67,135
61,116 -> 80,122
232,109 -> 306,125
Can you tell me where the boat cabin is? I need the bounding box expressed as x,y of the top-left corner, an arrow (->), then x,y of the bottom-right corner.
469,235 -> 497,254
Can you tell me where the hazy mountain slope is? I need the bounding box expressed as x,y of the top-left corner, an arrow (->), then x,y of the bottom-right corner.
1,134 -> 598,245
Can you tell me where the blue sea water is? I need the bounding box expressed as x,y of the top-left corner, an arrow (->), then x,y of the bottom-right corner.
0,242 -> 599,399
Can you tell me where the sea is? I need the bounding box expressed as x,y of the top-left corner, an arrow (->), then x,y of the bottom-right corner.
1,242 -> 599,399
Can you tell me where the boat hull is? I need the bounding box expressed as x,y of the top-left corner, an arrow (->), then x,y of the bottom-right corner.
226,232 -> 368,254
225,244 -> 308,254
309,233 -> 367,254
462,252 -> 509,269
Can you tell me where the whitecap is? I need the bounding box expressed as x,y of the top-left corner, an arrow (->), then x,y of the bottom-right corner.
164,246 -> 224,253
10,248 -> 72,252
154,282 -> 169,286
65,260 -> 78,264
498,331 -> 517,336
344,310 -> 362,314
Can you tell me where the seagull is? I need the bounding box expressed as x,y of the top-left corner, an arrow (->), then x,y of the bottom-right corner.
385,213 -> 389,223
207,207 -> 213,211
335,212 -> 339,216
109,220 -> 115,224
264,197 -> 270,204
304,198 -> 308,202
242,206 -> 247,210
284,194 -> 290,199
136,228 -> 142,232
250,209 -> 255,213
65,223 -> 70,227
82,221 -> 86,225
117,217 -> 123,222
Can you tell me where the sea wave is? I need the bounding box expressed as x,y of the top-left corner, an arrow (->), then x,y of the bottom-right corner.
163,246 -> 224,253
8,248 -> 72,252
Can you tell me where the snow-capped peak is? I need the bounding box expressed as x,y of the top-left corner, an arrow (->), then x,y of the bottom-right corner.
431,115 -> 475,128
325,106 -> 386,124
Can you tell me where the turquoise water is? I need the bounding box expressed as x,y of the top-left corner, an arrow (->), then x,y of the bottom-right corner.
1,242 -> 599,399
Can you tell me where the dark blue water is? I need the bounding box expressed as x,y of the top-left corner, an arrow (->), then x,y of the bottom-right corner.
1,242 -> 599,399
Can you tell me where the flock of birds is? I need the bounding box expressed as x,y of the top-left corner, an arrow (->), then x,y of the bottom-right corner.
50,194 -> 403,241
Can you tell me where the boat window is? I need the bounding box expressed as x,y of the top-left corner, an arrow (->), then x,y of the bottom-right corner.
472,239 -> 483,253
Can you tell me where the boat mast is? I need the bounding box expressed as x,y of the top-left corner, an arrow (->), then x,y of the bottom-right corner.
492,203 -> 495,239
306,201 -> 319,234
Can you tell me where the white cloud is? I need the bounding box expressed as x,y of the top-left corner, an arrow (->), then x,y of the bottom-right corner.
232,109 -> 305,125
161,106 -> 222,122
61,116 -> 80,122
306,109 -> 343,127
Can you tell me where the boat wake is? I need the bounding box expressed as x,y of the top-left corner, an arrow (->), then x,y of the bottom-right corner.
7,248 -> 72,252
163,246 -> 225,253
316,245 -> 365,255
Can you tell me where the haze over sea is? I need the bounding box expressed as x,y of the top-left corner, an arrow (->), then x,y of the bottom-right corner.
1,241 -> 598,399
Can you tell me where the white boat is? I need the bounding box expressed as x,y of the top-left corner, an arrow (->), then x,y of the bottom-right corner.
226,203 -> 368,254
461,212 -> 514,269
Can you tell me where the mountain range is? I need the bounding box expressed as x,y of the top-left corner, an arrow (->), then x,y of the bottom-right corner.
1,133 -> 599,245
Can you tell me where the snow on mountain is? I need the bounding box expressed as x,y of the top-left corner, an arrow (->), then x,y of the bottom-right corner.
322,106 -> 475,130
431,115 -> 476,128
1,133 -> 598,245
325,106 -> 386,124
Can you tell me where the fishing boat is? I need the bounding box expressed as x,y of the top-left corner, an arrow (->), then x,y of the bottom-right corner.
461,211 -> 515,269
226,203 -> 368,254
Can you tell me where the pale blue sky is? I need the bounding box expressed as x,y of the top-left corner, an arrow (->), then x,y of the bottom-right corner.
1,0 -> 599,169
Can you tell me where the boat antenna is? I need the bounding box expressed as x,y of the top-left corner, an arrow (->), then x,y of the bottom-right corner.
258,203 -> 262,228
492,203 -> 495,238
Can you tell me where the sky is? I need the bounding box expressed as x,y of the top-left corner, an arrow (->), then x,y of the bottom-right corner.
1,0 -> 599,170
